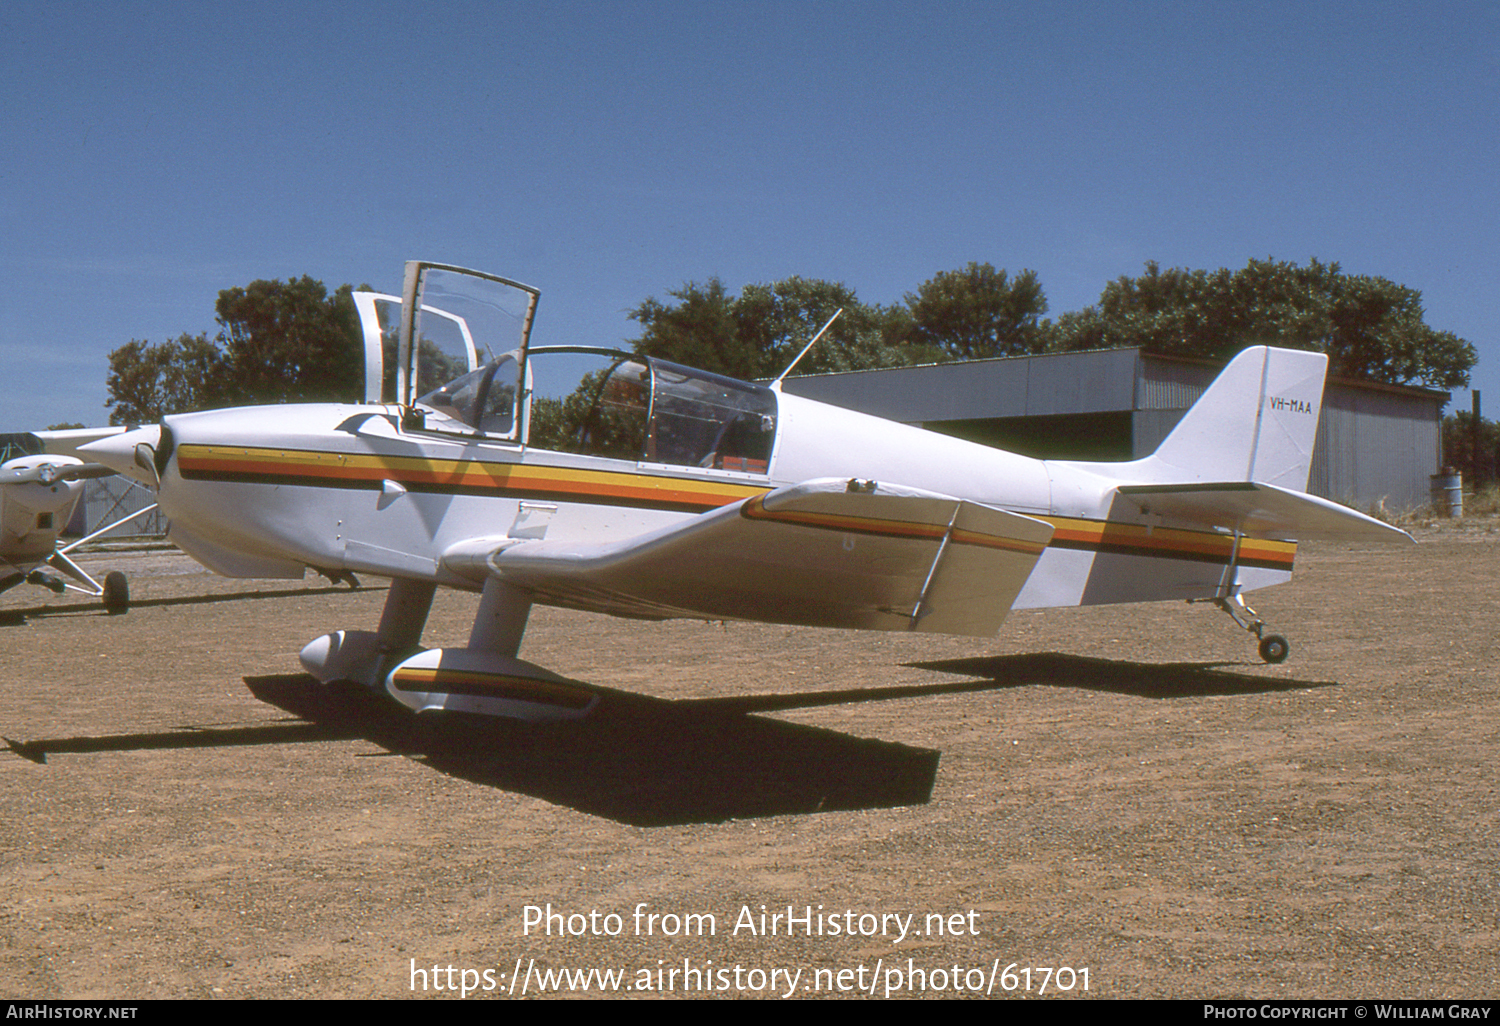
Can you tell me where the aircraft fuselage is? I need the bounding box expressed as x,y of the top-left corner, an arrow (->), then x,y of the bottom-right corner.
145,387 -> 1291,617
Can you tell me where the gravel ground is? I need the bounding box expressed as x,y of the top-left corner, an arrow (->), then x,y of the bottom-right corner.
1,524 -> 1496,999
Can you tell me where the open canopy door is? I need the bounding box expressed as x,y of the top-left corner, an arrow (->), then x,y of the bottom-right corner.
352,264 -> 539,408
393,263 -> 540,412
353,290 -> 483,404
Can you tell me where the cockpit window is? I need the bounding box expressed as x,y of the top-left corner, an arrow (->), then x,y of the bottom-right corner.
410,345 -> 778,472
404,266 -> 537,405
646,360 -> 776,472
415,353 -> 519,436
525,350 -> 649,460
522,348 -> 776,472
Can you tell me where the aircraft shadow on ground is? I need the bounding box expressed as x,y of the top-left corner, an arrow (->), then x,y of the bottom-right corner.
0,584 -> 376,624
4,653 -> 1327,826
253,675 -> 944,827
5,674 -> 943,828
906,651 -> 1335,698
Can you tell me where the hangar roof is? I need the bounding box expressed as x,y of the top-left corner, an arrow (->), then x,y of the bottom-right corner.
779,347 -> 1449,424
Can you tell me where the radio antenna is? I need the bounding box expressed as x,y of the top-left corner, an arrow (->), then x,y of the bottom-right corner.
772,308 -> 843,388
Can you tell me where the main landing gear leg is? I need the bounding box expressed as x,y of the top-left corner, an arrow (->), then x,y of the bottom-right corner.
1213,592 -> 1290,664
300,577 -> 438,689
468,577 -> 532,657
377,577 -> 437,662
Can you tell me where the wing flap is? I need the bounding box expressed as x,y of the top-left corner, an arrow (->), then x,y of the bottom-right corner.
1116,482 -> 1413,543
460,478 -> 1054,636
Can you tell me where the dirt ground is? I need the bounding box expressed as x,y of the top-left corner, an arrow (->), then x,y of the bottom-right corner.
2,523 -> 1497,1000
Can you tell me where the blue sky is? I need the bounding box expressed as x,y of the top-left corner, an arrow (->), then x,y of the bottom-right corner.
2,0 -> 1496,432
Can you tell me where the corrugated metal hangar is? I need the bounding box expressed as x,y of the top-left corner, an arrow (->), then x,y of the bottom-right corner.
782,348 -> 1449,511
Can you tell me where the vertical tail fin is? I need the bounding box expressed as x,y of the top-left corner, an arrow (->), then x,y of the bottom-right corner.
1148,346 -> 1327,491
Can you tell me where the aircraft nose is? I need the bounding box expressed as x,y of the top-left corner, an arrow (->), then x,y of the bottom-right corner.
79,425 -> 163,484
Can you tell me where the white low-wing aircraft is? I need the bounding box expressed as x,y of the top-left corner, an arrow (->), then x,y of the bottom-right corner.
2,441 -> 157,613
63,262 -> 1410,720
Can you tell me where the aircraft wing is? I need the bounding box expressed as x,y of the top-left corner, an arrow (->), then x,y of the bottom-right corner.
1115,482 -> 1414,543
0,462 -> 118,486
31,426 -> 131,459
442,478 -> 1055,636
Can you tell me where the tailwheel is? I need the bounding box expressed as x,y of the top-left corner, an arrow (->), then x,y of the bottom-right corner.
1257,634 -> 1290,664
1210,592 -> 1291,664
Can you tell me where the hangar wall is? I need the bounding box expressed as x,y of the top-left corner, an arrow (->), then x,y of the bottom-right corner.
781,349 -> 1447,511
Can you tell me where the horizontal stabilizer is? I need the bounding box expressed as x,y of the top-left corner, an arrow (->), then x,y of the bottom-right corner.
1116,482 -> 1413,543
450,478 -> 1055,637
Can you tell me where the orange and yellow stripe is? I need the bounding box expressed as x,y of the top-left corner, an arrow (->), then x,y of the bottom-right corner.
176,443 -> 762,514
1041,515 -> 1296,571
390,666 -> 596,709
177,444 -> 1295,569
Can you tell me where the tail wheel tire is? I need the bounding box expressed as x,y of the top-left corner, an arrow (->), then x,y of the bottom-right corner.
1258,634 -> 1289,664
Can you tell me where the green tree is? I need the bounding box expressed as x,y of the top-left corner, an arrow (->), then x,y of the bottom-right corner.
105,333 -> 226,425
734,277 -> 924,377
628,276 -> 931,380
106,276 -> 368,423
905,263 -> 1048,359
1320,272 -> 1474,389
1043,258 -> 1475,389
628,278 -> 755,378
214,277 -> 364,405
1442,411 -> 1499,488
